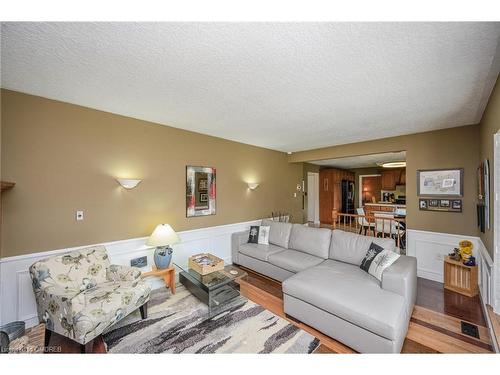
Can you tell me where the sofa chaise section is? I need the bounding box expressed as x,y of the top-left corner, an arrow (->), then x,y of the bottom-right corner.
283,259 -> 410,353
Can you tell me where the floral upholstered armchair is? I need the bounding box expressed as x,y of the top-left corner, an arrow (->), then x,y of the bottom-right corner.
29,245 -> 151,353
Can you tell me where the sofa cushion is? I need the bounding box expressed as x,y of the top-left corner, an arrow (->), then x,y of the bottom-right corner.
329,229 -> 396,265
268,249 -> 324,273
288,224 -> 332,258
262,219 -> 293,248
239,242 -> 285,262
282,259 -> 407,340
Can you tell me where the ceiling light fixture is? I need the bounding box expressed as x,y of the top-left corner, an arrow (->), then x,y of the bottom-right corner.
116,178 -> 142,189
380,161 -> 406,168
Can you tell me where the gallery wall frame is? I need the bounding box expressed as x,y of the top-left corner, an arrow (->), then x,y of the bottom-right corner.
419,198 -> 462,212
417,168 -> 464,197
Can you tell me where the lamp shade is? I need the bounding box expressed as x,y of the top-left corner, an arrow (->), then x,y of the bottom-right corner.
116,178 -> 142,189
146,224 -> 180,247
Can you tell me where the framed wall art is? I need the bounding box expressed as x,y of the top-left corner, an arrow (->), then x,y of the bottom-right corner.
186,166 -> 216,217
417,168 -> 463,197
419,198 -> 462,213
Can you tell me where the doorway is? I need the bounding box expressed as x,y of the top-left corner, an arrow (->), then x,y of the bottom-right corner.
359,174 -> 382,207
307,172 -> 319,223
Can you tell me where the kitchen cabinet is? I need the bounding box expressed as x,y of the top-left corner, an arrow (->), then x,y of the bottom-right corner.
319,168 -> 355,223
399,169 -> 406,185
381,170 -> 397,190
381,168 -> 406,190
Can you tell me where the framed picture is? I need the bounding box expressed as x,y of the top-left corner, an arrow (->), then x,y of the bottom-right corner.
186,166 -> 216,217
420,198 -> 461,212
439,199 -> 450,208
419,199 -> 428,210
429,199 -> 439,207
417,168 -> 463,197
451,200 -> 462,210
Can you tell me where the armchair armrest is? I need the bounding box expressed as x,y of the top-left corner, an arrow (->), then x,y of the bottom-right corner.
106,264 -> 142,283
231,230 -> 249,265
381,255 -> 417,316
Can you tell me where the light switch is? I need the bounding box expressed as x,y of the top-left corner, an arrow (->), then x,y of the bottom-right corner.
76,210 -> 84,221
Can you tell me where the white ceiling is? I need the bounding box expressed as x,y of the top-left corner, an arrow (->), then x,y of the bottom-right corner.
311,151 -> 406,169
1,22 -> 500,152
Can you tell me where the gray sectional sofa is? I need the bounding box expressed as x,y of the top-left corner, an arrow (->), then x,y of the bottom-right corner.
231,219 -> 417,353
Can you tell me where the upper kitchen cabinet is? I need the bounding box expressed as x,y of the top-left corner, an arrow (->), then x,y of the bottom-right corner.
381,169 -> 397,190
381,168 -> 405,190
398,169 -> 406,185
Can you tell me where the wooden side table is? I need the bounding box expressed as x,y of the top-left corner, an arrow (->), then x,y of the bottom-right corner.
444,256 -> 478,297
141,265 -> 176,294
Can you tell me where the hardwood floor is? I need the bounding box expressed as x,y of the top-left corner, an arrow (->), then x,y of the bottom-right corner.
237,267 -> 494,354
45,267 -> 494,354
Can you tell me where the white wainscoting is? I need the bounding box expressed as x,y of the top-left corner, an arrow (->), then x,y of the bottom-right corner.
406,229 -> 493,305
0,219 -> 260,328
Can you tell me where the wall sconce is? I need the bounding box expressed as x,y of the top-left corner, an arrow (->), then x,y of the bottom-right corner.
116,178 -> 142,189
247,182 -> 260,190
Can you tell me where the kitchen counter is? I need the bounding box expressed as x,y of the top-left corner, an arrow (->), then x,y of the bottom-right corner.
365,202 -> 406,208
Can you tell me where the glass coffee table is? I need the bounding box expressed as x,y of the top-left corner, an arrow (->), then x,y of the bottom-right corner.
174,262 -> 248,317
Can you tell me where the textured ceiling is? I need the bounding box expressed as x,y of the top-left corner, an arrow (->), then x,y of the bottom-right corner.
311,151 -> 406,169
1,22 -> 500,152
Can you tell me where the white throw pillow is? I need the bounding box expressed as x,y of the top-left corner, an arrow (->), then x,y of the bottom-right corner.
248,225 -> 270,245
257,226 -> 270,245
360,242 -> 400,282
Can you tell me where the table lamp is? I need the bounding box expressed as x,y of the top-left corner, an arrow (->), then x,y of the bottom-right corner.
146,224 -> 180,269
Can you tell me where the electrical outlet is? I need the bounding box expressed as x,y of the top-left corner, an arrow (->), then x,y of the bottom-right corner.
76,210 -> 84,221
131,256 -> 147,268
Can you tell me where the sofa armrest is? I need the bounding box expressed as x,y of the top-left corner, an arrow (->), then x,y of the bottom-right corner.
231,230 -> 249,265
381,255 -> 417,315
106,264 -> 142,283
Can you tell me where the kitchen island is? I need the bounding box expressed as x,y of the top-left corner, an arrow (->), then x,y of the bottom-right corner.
364,202 -> 406,216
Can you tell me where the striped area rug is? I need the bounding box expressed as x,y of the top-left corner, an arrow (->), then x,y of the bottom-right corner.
102,286 -> 319,353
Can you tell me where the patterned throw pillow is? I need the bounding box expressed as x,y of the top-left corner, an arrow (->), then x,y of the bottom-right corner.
360,242 -> 400,282
248,226 -> 270,245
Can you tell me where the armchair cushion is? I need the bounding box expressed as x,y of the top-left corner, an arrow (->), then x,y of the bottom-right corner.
30,246 -> 151,345
72,281 -> 151,344
106,264 -> 141,283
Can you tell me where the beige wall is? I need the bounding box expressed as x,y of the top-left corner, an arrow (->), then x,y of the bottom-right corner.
289,125 -> 480,239
479,77 -> 500,256
0,90 -> 303,257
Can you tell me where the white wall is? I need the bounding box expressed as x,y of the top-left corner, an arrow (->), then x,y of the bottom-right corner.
406,229 -> 493,305
0,218 -> 259,328
1,219 -> 495,329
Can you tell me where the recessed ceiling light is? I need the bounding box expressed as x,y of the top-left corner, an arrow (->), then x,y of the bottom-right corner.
380,161 -> 406,168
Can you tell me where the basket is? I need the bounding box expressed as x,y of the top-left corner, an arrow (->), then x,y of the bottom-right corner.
0,321 -> 25,341
0,321 -> 25,354
188,253 -> 224,275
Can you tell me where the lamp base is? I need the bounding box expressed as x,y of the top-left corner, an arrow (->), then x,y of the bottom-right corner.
154,246 -> 173,269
